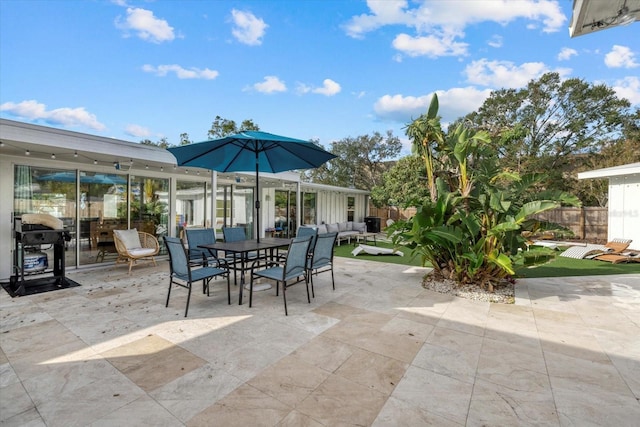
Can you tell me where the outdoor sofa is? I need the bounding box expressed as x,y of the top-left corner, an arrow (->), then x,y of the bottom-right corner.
315,221 -> 367,245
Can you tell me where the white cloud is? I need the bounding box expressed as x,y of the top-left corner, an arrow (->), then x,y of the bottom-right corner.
373,86 -> 492,124
605,45 -> 638,69
557,47 -> 577,61
248,76 -> 287,94
0,100 -> 105,131
464,58 -> 571,88
392,33 -> 469,58
612,76 -> 640,105
487,35 -> 503,48
314,79 -> 341,96
142,64 -> 219,79
115,7 -> 175,43
230,9 -> 268,46
344,0 -> 565,59
125,124 -> 151,138
297,79 -> 342,96
347,0 -> 565,36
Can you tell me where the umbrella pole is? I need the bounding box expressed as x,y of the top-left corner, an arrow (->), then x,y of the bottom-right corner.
255,151 -> 260,242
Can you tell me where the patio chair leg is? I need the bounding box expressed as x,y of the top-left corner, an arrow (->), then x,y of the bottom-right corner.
305,276 -> 310,304
282,281 -> 288,316
166,279 -> 173,307
249,276 -> 254,308
310,272 -> 315,298
184,283 -> 192,317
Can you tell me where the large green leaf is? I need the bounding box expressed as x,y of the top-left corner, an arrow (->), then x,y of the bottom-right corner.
515,200 -> 560,222
488,251 -> 515,275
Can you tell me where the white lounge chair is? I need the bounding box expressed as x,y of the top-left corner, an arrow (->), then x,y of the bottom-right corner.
559,238 -> 632,259
352,244 -> 404,257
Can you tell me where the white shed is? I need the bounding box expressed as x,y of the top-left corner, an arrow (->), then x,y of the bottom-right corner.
578,162 -> 640,248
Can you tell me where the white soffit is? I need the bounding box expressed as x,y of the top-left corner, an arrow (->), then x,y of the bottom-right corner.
577,162 -> 640,179
570,0 -> 640,37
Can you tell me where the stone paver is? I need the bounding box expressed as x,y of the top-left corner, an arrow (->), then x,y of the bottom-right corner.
1,259 -> 639,426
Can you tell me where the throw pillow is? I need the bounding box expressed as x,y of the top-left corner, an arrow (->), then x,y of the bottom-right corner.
317,224 -> 328,234
338,222 -> 347,232
114,228 -> 142,249
353,222 -> 367,233
327,223 -> 339,233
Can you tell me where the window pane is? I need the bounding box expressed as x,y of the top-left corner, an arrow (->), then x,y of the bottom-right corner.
80,172 -> 128,265
176,180 -> 208,235
14,165 -> 77,269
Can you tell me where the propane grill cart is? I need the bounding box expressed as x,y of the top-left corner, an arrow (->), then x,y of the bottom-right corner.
10,215 -> 72,296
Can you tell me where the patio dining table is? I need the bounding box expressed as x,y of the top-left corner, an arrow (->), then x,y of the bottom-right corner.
199,237 -> 291,305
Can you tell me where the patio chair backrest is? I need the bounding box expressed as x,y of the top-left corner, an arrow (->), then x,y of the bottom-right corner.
185,228 -> 216,262
605,238 -> 632,253
296,226 -> 318,252
286,235 -> 312,280
311,231 -> 338,268
223,227 -> 247,242
164,236 -> 189,278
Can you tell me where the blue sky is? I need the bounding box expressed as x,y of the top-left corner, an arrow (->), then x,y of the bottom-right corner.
1,0 -> 638,156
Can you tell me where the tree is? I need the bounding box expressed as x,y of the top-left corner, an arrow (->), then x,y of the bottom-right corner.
391,94 -> 580,289
460,72 -> 633,197
179,133 -> 191,146
370,155 -> 428,208
208,115 -> 260,139
140,137 -> 172,149
305,131 -> 401,189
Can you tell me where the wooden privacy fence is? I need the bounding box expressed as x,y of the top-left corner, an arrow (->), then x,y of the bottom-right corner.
532,207 -> 607,241
369,204 -> 608,241
367,206 -> 416,229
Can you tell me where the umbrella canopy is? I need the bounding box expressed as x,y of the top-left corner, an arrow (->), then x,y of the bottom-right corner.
168,131 -> 336,241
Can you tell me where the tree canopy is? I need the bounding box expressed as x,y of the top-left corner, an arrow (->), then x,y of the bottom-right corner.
374,72 -> 638,208
369,155 -> 428,208
207,116 -> 260,139
304,131 -> 401,189
459,72 -> 637,196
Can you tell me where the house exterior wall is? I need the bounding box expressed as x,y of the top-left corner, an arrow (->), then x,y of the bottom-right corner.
608,175 -> 640,245
314,191 -> 367,225
0,119 -> 369,279
578,162 -> 640,249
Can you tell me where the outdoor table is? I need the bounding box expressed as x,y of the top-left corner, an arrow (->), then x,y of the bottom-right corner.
199,237 -> 291,305
355,232 -> 378,246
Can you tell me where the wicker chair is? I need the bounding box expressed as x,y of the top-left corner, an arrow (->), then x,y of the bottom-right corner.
113,229 -> 160,274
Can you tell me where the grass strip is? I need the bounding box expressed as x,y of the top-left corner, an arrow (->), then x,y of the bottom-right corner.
334,240 -> 640,278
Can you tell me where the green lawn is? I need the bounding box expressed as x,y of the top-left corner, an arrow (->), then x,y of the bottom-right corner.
335,240 -> 640,278
515,254 -> 640,278
333,240 -> 424,267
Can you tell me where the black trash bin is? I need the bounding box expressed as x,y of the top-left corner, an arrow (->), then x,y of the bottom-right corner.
364,217 -> 381,233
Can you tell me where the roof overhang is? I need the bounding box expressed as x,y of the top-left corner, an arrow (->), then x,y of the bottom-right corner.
577,162 -> 640,179
570,0 -> 640,37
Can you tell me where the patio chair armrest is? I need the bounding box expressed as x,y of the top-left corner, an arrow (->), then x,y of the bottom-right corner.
208,256 -> 229,269
249,257 -> 280,272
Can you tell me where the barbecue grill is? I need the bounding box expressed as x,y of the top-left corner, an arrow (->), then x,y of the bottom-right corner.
10,214 -> 72,296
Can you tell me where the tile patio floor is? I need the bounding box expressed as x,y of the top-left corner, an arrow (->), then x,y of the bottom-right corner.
1,258 -> 639,426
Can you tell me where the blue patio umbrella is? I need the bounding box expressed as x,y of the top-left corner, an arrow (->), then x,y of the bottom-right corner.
168,131 -> 336,241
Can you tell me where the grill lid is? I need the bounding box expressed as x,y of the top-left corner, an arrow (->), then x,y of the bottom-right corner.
21,214 -> 64,230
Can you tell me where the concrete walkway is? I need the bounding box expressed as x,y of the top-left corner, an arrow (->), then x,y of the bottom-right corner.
1,258 -> 639,426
